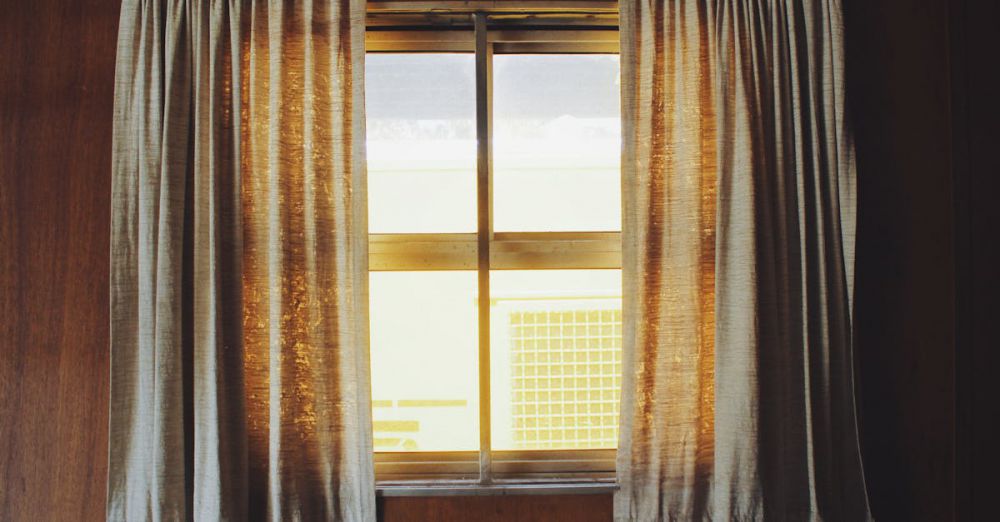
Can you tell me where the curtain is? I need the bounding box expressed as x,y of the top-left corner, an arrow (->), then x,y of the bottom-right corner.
108,0 -> 374,520
616,0 -> 871,520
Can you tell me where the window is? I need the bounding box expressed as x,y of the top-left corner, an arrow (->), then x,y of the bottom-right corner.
366,12 -> 621,487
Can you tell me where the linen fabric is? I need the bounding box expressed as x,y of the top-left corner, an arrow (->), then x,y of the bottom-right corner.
108,0 -> 374,520
616,1 -> 872,520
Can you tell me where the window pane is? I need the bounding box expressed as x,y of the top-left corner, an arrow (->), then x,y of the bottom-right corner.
366,54 -> 476,233
493,55 -> 621,232
490,270 -> 622,450
370,271 -> 479,451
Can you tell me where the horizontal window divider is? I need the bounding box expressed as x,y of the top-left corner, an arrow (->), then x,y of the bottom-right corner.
368,253 -> 477,271
369,232 -> 621,271
376,449 -> 614,461
491,252 -> 621,269
369,231 -> 621,241
375,449 -> 616,479
492,237 -> 620,254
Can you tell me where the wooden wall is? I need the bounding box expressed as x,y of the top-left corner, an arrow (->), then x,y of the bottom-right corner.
380,494 -> 612,522
1,0 -> 991,521
844,1 -> 956,521
950,1 -> 1000,520
0,0 -> 118,520
843,0 -> 1000,520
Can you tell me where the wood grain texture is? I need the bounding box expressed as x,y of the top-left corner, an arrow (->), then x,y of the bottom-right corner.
0,1 -> 119,521
380,494 -> 613,522
844,1 -> 956,520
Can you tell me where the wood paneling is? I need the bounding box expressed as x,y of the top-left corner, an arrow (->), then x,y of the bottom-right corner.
951,1 -> 1000,520
844,1 -> 956,520
380,494 -> 613,522
0,1 -> 119,520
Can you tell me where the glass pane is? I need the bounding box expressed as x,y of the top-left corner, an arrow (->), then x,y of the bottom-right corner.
490,270 -> 622,450
493,55 -> 621,232
366,54 -> 476,233
370,271 -> 479,451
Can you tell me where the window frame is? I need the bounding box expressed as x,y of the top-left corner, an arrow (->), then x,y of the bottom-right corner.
366,8 -> 621,494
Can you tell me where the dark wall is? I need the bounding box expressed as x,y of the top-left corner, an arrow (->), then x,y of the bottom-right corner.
951,1 -> 1000,520
0,1 -> 118,521
1,1 -> 990,521
845,1 -> 956,521
845,0 -> 1000,520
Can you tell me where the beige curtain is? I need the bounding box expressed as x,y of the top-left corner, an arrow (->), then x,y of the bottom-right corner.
108,0 -> 374,520
616,0 -> 871,520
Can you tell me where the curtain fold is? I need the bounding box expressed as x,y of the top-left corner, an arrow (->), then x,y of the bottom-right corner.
616,1 -> 870,520
108,0 -> 374,520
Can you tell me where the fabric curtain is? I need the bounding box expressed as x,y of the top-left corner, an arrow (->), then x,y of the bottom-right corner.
616,0 -> 871,520
108,0 -> 374,520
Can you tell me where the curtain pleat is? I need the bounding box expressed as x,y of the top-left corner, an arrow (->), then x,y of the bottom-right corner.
108,1 -> 373,520
617,1 -> 718,520
616,1 -> 870,520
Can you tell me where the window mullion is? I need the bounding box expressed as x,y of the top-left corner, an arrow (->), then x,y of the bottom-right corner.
474,12 -> 494,485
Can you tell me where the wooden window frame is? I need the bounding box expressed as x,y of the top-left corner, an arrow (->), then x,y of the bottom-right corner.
367,5 -> 621,495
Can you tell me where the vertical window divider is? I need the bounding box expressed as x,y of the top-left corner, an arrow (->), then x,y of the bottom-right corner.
474,11 -> 495,485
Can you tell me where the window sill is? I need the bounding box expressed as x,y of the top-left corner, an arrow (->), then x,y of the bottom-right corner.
376,480 -> 617,497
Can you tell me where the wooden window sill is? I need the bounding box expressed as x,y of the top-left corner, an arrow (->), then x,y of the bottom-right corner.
377,480 -> 617,497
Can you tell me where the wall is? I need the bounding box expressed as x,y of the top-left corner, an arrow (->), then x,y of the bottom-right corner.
844,1 -> 956,521
950,1 -> 1000,519
380,494 -> 612,521
0,1 -> 118,521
